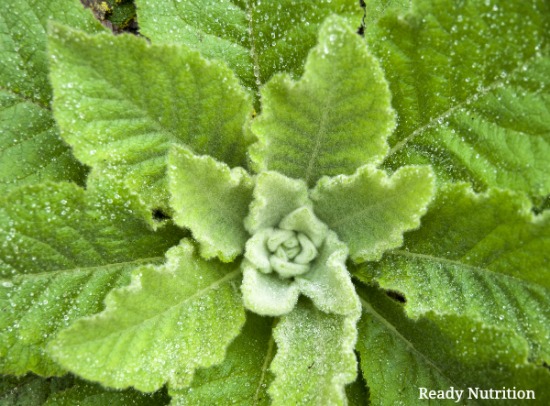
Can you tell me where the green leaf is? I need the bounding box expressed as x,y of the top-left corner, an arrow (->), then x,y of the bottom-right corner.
171,313 -> 273,406
249,16 -> 395,186
135,0 -> 362,93
48,23 -> 252,214
311,165 -> 435,262
356,283 -> 550,405
0,181 -> 181,376
44,381 -> 169,406
244,172 -> 310,234
269,300 -> 359,406
49,240 -> 246,392
168,145 -> 254,262
241,230 -> 360,317
0,374 -> 74,405
370,0 -> 550,198
0,0 -> 103,194
357,183 -> 550,363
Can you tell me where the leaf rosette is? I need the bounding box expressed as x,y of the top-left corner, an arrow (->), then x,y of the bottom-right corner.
241,181 -> 360,317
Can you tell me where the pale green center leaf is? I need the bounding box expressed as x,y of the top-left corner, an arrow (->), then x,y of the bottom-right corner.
48,22 -> 252,215
269,300 -> 359,406
48,241 -> 246,392
242,203 -> 360,317
168,145 -> 254,262
311,165 -> 435,262
249,15 -> 395,186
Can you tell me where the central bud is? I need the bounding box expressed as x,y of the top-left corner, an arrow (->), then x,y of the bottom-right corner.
244,206 -> 328,279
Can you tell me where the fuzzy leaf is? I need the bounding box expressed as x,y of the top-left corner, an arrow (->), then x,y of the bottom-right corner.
269,300 -> 359,406
0,0 -> 103,194
168,145 -> 254,262
171,313 -> 273,406
295,231 -> 360,316
356,283 -> 550,405
244,172 -> 310,234
49,241 -> 245,392
250,16 -> 395,186
135,0 -> 362,93
357,183 -> 550,363
48,23 -> 252,213
0,181 -> 181,376
371,0 -> 550,198
311,165 -> 435,262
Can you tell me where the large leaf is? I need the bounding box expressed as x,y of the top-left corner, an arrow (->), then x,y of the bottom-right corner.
0,374 -> 169,406
48,23 -> 252,213
135,0 -> 362,93
356,183 -> 550,364
370,0 -> 550,198
250,16 -> 395,186
44,381 -> 169,406
356,283 -> 550,405
311,165 -> 434,262
0,181 -> 182,376
0,0 -> 103,194
0,374 -> 73,405
168,145 -> 254,262
171,313 -> 273,405
49,241 -> 245,392
269,300 -> 359,406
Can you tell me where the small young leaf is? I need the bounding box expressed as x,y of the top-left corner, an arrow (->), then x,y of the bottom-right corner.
358,183 -> 550,363
250,16 -> 395,186
269,300 -> 359,406
171,313 -> 273,406
372,0 -> 550,198
168,145 -> 254,262
135,0 -> 362,93
311,165 -> 435,262
244,172 -> 310,235
48,23 -> 252,214
0,182 -> 181,376
0,0 -> 103,194
49,241 -> 245,392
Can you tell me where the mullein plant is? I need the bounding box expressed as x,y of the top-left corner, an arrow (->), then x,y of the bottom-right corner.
0,0 -> 549,404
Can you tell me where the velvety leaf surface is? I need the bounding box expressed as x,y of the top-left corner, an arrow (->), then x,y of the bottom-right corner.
371,0 -> 550,198
311,165 -> 435,262
0,181 -> 182,376
171,313 -> 273,406
250,16 -> 395,186
49,241 -> 245,392
48,23 -> 252,213
244,172 -> 310,234
0,0 -> 103,194
356,183 -> 550,364
269,300 -> 359,406
168,145 -> 254,262
135,0 -> 362,93
356,283 -> 550,405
